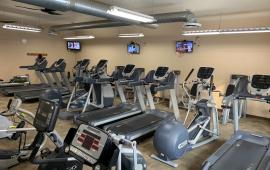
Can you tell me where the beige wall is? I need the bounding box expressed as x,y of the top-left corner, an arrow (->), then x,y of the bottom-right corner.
77,12 -> 270,118
0,29 -> 76,83
0,11 -> 268,118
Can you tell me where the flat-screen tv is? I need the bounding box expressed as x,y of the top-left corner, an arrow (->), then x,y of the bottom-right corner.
127,42 -> 140,54
67,41 -> 81,51
176,41 -> 193,53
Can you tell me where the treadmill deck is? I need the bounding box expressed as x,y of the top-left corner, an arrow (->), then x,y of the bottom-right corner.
202,131 -> 270,170
210,140 -> 268,170
76,103 -> 142,126
104,110 -> 175,140
0,84 -> 49,96
15,88 -> 70,101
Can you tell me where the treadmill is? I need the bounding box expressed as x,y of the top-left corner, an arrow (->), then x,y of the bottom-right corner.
59,59 -> 114,120
0,56 -> 49,96
103,67 -> 179,141
75,65 -> 145,127
65,59 -> 90,110
15,59 -> 71,101
202,74 -> 270,170
0,75 -> 30,88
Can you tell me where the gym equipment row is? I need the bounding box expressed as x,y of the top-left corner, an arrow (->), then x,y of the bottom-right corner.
0,57 -> 269,170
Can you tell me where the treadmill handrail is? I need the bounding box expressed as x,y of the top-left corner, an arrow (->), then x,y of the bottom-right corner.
128,80 -> 145,87
154,84 -> 174,92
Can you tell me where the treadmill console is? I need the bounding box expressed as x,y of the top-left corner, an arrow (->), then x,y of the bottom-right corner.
51,59 -> 66,72
81,59 -> 90,68
123,64 -> 135,74
35,57 -> 48,71
33,99 -> 60,132
70,124 -> 110,165
54,59 -> 65,67
74,60 -> 82,69
251,75 -> 270,90
155,67 -> 169,78
231,74 -> 248,80
250,75 -> 270,96
197,67 -> 214,80
96,60 -> 108,70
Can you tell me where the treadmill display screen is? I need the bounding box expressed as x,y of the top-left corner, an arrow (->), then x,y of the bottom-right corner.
33,99 -> 56,132
78,130 -> 101,151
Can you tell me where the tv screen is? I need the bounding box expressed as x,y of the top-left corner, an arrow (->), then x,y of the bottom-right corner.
127,43 -> 140,54
176,41 -> 193,53
67,41 -> 81,51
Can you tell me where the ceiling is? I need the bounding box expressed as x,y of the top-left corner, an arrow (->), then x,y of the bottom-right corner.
0,0 -> 269,28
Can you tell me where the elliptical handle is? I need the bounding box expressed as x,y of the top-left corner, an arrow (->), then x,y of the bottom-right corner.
7,99 -> 12,109
209,75 -> 214,96
185,69 -> 195,82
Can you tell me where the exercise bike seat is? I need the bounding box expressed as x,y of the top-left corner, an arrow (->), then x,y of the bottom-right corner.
0,149 -> 18,159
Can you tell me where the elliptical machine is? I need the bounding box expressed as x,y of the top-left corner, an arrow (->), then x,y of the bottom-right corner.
151,67 -> 219,168
221,74 -> 248,125
0,89 -> 63,170
64,59 -> 90,112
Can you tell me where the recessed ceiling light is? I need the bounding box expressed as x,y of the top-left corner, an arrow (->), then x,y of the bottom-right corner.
118,33 -> 144,38
63,35 -> 95,40
2,24 -> 42,32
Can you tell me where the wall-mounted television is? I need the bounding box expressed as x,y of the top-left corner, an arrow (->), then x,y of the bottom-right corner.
67,41 -> 81,51
176,41 -> 193,53
127,42 -> 140,54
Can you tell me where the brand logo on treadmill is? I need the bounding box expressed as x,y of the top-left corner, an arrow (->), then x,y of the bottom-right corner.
67,165 -> 78,170
247,163 -> 255,170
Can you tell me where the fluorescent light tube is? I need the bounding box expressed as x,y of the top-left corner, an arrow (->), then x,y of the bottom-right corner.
182,27 -> 270,36
107,6 -> 156,23
182,31 -> 220,36
64,35 -> 95,40
118,33 -> 144,38
2,24 -> 42,32
222,27 -> 270,34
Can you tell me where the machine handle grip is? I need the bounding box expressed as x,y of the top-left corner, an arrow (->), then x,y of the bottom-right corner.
7,99 -> 12,109
32,157 -> 75,164
154,85 -> 174,92
209,75 -> 214,96
128,80 -> 145,87
97,77 -> 114,83
185,69 -> 194,82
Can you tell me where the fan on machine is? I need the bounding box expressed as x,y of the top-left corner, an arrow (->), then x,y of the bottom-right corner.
15,5 -> 62,15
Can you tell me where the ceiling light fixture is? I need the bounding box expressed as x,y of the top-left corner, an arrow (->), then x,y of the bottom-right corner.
118,33 -> 144,38
182,27 -> 270,36
2,24 -> 42,32
63,35 -> 95,40
107,6 -> 156,23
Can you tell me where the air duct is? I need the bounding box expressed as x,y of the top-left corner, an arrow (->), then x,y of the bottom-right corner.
49,10 -> 200,32
13,0 -> 158,28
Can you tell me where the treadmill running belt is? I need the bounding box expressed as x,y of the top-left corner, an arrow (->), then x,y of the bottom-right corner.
108,114 -> 163,134
78,106 -> 131,121
210,140 -> 268,170
16,90 -> 44,98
